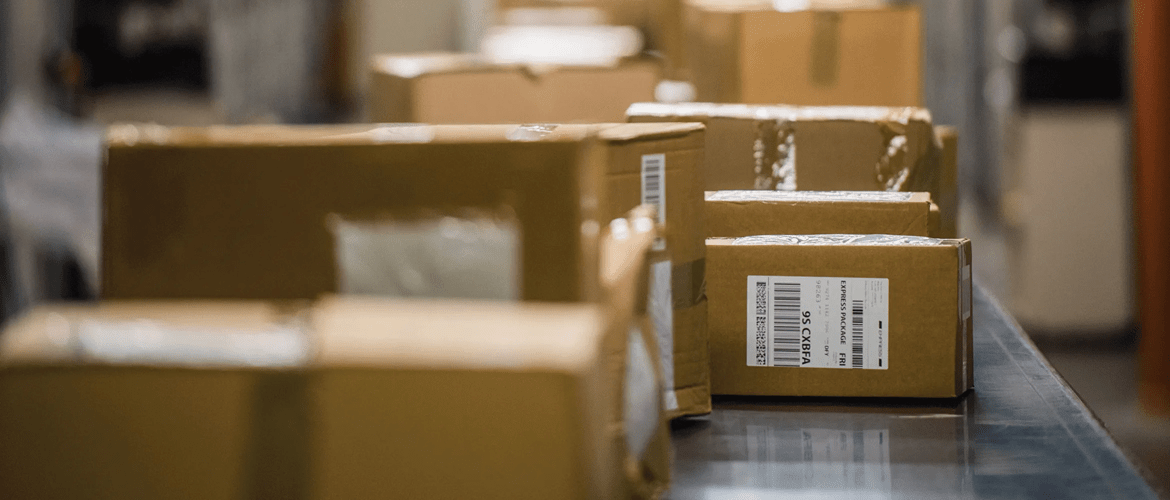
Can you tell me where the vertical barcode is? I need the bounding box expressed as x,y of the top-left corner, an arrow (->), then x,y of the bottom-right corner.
641,154 -> 665,223
772,282 -> 801,367
851,300 -> 864,368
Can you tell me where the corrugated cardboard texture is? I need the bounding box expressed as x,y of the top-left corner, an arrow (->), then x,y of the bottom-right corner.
102,124 -> 604,303
627,103 -> 941,199
369,54 -> 660,123
597,123 -> 711,418
705,236 -> 973,398
686,4 -> 922,106
705,191 -> 935,238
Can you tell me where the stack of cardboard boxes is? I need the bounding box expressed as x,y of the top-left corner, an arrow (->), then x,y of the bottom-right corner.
0,1 -> 975,497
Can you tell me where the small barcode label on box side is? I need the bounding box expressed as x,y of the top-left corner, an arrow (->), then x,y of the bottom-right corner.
641,154 -> 666,250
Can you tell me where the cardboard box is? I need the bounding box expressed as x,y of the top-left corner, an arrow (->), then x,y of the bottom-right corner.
627,102 -> 940,198
597,123 -> 710,417
705,234 -> 973,398
0,298 -> 651,499
935,125 -> 959,238
308,298 -> 621,499
369,53 -> 659,123
0,302 -> 304,500
705,191 -> 938,238
102,123 -> 609,303
685,2 -> 922,106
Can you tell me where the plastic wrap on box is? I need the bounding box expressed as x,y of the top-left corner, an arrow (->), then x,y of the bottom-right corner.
730,234 -> 954,247
331,211 -> 521,301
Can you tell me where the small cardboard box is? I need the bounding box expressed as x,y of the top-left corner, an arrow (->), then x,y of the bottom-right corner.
597,123 -> 710,417
627,102 -> 941,202
685,2 -> 922,106
705,234 -> 973,398
369,53 -> 659,123
103,123 -> 612,303
0,296 -> 658,499
706,191 -> 938,238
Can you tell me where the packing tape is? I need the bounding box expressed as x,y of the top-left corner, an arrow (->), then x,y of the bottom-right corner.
810,11 -> 841,88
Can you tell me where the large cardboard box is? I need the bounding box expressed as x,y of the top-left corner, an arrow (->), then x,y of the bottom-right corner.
705,234 -> 973,398
597,123 -> 710,417
627,103 -> 943,214
102,123 -> 609,303
369,53 -> 659,123
685,2 -> 922,106
0,297 -> 657,499
706,191 -> 938,238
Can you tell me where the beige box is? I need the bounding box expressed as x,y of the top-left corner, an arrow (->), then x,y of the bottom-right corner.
705,234 -> 973,398
597,124 -> 710,417
369,53 -> 659,124
935,125 -> 959,238
685,2 -> 922,106
101,123 -> 689,303
706,191 -> 938,238
628,103 -> 940,197
0,293 -> 668,499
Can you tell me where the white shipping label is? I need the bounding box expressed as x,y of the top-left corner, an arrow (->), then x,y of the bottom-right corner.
746,276 -> 889,370
641,153 -> 666,250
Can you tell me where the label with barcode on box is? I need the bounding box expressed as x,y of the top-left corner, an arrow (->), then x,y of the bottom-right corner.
746,276 -> 888,369
641,154 -> 666,250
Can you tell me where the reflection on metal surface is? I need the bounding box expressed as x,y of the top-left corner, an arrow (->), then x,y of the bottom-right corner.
668,286 -> 1161,499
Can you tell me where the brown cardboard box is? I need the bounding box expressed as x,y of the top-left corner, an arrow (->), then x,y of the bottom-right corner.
596,123 -> 710,417
0,302 -> 303,500
685,2 -> 922,106
935,125 -> 959,238
705,234 -> 973,398
102,123 -> 606,303
369,53 -> 659,123
705,191 -> 938,238
627,102 -> 940,199
309,298 -> 620,499
0,299 -> 636,499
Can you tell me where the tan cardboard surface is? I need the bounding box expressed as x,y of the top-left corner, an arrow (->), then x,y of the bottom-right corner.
309,298 -> 614,500
102,123 -> 604,303
686,4 -> 922,106
369,53 -> 659,123
705,191 -> 935,237
595,123 -> 710,418
705,235 -> 973,398
935,125 -> 959,238
0,299 -> 627,499
627,102 -> 940,198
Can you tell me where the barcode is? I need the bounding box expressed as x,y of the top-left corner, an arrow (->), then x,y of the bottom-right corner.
772,282 -> 801,367
851,300 -> 864,368
641,154 -> 665,223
